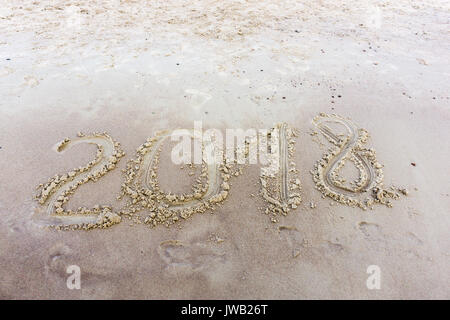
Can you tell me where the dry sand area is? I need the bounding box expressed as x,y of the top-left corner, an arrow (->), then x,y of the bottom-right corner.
0,0 -> 449,299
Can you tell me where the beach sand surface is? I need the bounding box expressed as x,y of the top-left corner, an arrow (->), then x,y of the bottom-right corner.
0,0 -> 449,299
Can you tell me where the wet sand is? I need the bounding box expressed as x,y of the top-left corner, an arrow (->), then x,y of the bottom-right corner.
0,1 -> 449,299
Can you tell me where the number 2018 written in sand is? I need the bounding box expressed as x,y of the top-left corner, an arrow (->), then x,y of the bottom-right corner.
34,113 -> 405,231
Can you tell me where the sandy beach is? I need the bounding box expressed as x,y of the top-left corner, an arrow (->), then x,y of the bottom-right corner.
0,0 -> 449,299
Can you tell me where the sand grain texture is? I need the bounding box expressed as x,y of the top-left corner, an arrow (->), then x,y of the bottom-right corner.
0,0 -> 449,299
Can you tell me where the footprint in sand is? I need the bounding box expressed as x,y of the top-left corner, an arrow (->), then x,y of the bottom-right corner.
279,226 -> 346,260
45,243 -> 122,297
406,232 -> 424,246
46,243 -> 72,278
323,240 -> 346,254
278,226 -> 311,258
157,239 -> 226,274
358,221 -> 384,241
